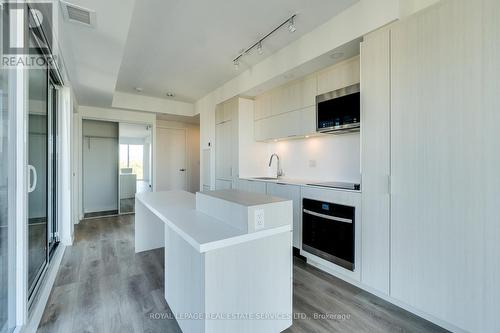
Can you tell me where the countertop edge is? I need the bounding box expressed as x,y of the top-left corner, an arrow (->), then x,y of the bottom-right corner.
239,177 -> 362,193
136,192 -> 292,253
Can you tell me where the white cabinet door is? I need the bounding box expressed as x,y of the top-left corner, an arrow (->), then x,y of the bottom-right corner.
389,1 -> 499,331
317,56 -> 360,95
299,75 -> 317,109
360,27 -> 391,295
215,120 -> 232,180
215,179 -> 232,190
236,179 -> 267,194
266,183 -> 301,248
299,106 -> 316,135
254,93 -> 272,120
254,107 -> 315,142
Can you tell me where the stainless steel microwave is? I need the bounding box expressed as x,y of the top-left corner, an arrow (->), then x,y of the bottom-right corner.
316,83 -> 360,134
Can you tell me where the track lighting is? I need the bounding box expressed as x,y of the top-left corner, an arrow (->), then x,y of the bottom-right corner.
232,14 -> 296,69
257,42 -> 263,55
288,17 -> 296,33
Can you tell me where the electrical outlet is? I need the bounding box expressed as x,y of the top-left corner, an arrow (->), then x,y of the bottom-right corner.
254,209 -> 265,230
309,160 -> 317,168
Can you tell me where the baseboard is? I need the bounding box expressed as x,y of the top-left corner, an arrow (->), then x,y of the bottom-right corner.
22,245 -> 66,333
304,257 -> 466,333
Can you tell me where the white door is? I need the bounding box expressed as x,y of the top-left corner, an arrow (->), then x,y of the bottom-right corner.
156,128 -> 187,191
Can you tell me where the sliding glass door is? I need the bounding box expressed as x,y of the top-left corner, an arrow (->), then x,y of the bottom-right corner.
27,65 -> 48,297
0,5 -> 14,331
27,51 -> 58,300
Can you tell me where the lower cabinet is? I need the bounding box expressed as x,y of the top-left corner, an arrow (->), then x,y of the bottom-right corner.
235,179 -> 266,193
215,179 -> 232,190
266,183 -> 301,249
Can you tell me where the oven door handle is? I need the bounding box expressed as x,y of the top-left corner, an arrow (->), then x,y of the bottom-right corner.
303,209 -> 352,224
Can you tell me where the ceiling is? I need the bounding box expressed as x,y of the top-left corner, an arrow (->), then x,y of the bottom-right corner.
59,0 -> 358,108
116,0 -> 357,103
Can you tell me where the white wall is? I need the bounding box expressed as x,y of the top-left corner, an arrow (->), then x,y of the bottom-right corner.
156,120 -> 200,193
265,134 -> 360,182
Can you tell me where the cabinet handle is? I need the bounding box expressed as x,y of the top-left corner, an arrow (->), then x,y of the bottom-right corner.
179,169 -> 186,172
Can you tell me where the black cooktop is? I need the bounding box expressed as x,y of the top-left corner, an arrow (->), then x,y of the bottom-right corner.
306,181 -> 360,191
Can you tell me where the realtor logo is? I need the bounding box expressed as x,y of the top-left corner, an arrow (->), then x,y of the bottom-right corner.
2,1 -> 55,67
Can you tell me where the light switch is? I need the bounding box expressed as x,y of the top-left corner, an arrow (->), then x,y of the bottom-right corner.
254,209 -> 265,230
309,160 -> 317,167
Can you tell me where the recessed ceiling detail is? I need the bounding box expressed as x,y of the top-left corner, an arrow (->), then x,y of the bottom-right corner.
115,0 -> 358,103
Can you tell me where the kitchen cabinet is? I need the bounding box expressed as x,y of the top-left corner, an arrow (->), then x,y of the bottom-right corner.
266,183 -> 301,249
388,1 -> 500,331
254,92 -> 272,120
254,106 -> 315,141
235,179 -> 267,194
317,56 -> 360,96
253,56 -> 359,141
215,120 -> 233,180
360,26 -> 391,295
270,75 -> 316,117
215,179 -> 232,190
215,97 -> 237,124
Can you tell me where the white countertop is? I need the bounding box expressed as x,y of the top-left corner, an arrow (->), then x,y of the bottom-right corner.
200,189 -> 289,206
239,177 -> 362,193
135,190 -> 291,253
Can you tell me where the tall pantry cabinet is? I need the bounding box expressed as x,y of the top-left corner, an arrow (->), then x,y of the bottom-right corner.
361,0 -> 500,332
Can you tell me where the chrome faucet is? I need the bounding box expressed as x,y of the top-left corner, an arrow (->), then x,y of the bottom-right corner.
268,153 -> 283,178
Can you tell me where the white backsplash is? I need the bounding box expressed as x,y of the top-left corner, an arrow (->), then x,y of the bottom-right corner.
265,132 -> 361,183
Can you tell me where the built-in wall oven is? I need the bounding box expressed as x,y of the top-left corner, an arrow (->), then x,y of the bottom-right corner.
302,198 -> 355,271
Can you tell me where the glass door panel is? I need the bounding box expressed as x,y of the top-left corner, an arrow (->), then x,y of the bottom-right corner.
27,66 -> 48,296
47,78 -> 57,257
1,4 -> 14,330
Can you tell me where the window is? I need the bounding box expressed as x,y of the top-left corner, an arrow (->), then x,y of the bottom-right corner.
119,144 -> 144,180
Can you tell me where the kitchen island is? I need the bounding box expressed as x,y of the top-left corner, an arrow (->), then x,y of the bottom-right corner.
135,189 -> 293,333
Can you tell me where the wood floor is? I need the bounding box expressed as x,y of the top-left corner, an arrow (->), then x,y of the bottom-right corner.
38,215 -> 447,333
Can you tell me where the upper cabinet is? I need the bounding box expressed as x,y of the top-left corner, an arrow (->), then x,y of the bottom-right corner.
215,97 -> 238,125
254,75 -> 316,121
317,56 -> 360,96
254,56 -> 360,141
254,92 -> 272,120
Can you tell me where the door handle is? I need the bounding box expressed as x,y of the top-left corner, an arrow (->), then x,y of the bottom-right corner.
179,169 -> 186,172
28,165 -> 37,193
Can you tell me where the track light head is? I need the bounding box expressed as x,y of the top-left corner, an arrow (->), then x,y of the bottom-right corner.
288,17 -> 296,33
234,59 -> 240,70
257,42 -> 263,55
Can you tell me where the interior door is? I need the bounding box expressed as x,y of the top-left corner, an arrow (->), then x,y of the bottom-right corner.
156,128 -> 187,191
